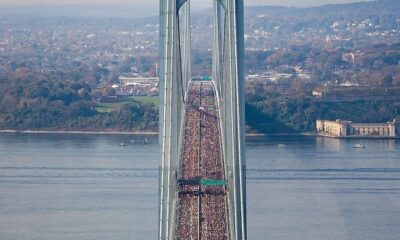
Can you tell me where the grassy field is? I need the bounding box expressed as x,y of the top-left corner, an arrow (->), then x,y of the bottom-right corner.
95,103 -> 122,113
95,96 -> 159,113
129,96 -> 159,106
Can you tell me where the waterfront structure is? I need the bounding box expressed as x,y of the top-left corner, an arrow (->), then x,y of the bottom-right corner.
158,0 -> 246,239
317,119 -> 399,138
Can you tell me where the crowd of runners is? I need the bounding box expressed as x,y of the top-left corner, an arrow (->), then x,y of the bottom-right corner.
176,82 -> 228,240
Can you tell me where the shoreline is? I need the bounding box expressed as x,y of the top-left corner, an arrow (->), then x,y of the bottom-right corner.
0,129 -> 317,138
246,132 -> 317,137
1,130 -> 398,139
316,132 -> 400,139
0,129 -> 158,136
0,129 -> 313,137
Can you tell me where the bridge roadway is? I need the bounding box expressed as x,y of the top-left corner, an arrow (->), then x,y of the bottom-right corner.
176,81 -> 228,239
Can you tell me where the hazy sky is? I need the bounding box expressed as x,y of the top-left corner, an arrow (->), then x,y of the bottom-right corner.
0,0 -> 373,7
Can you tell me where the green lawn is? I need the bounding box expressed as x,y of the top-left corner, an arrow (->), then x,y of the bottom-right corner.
129,96 -> 160,106
95,96 -> 159,113
95,103 -> 122,113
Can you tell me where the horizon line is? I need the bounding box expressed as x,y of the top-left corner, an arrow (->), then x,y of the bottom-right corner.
0,0 -> 377,8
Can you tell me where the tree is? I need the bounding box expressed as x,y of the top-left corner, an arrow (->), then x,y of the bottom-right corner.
78,88 -> 90,100
104,87 -> 116,96
382,75 -> 393,87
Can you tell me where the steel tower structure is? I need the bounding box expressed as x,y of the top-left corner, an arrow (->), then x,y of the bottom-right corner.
159,0 -> 246,239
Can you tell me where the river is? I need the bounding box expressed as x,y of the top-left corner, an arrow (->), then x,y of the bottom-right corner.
0,133 -> 399,240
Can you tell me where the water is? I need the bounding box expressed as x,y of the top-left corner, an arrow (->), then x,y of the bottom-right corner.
0,134 -> 399,240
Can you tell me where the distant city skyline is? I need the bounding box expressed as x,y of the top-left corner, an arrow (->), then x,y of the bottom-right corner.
0,0 -> 373,7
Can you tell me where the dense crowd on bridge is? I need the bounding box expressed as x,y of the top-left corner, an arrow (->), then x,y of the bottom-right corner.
176,82 -> 228,239
201,194 -> 228,239
200,85 -> 222,180
176,195 -> 199,239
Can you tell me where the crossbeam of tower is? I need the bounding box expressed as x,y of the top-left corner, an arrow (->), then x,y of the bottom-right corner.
159,1 -> 246,239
